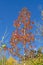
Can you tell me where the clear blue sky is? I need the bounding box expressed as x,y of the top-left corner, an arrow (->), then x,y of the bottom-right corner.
0,0 -> 43,59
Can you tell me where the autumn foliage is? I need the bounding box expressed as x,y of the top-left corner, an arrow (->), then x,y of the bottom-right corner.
3,8 -> 35,59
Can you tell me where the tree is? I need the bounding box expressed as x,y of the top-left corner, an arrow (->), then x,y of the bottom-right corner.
3,8 -> 35,62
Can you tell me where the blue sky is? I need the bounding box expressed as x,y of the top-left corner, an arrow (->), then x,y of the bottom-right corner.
0,0 -> 43,59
